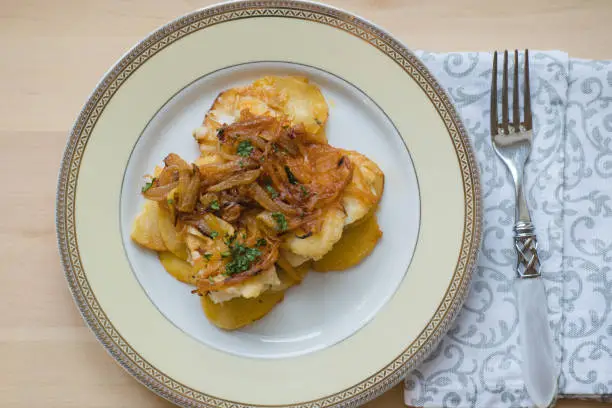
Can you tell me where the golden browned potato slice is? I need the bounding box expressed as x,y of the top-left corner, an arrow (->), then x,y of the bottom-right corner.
283,208 -> 346,261
313,214 -> 382,272
201,290 -> 285,330
276,256 -> 311,284
208,267 -> 283,304
131,200 -> 167,251
158,251 -> 196,285
253,76 -> 328,141
197,82 -> 281,150
280,249 -> 310,267
195,76 -> 329,153
341,151 -> 385,226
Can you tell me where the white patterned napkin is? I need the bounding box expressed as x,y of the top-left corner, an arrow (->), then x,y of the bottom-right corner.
404,52 -> 612,407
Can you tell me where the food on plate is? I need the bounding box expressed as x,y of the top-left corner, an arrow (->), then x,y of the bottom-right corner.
313,213 -> 382,272
131,76 -> 384,330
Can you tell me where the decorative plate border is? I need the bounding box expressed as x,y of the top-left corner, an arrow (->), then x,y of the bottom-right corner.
56,1 -> 482,407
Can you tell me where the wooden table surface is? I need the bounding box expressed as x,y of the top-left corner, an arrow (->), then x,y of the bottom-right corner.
2,0 -> 611,407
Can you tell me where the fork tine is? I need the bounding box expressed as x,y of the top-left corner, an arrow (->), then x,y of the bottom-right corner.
512,50 -> 521,132
501,50 -> 509,134
490,51 -> 498,136
523,49 -> 532,130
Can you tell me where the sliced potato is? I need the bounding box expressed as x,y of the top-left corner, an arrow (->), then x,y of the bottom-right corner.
313,214 -> 382,272
341,151 -> 385,226
284,208 -> 346,260
158,251 -> 196,285
201,290 -> 285,330
280,249 -> 309,267
131,200 -> 166,251
276,256 -> 310,284
208,266 -> 283,304
157,206 -> 188,260
198,76 -> 329,151
254,76 -> 328,141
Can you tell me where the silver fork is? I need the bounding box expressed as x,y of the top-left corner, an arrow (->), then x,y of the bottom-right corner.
491,50 -> 557,407
490,49 -> 540,278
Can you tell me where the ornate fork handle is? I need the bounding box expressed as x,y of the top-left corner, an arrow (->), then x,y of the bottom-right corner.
514,221 -> 540,278
494,134 -> 541,278
511,157 -> 541,278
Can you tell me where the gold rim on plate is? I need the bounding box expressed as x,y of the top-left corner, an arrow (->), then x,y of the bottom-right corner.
56,1 -> 482,407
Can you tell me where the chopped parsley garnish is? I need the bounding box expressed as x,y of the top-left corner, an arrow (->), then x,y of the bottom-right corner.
256,238 -> 267,247
221,251 -> 230,258
284,166 -> 298,184
265,184 -> 279,199
224,243 -> 262,276
300,185 -> 309,197
208,276 -> 215,283
271,212 -> 288,232
223,233 -> 236,246
167,198 -> 174,205
203,253 -> 212,261
315,118 -> 322,125
209,231 -> 219,239
210,200 -> 220,210
141,178 -> 155,193
237,140 -> 254,157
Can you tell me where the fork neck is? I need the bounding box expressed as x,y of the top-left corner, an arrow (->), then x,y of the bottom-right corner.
514,172 -> 532,224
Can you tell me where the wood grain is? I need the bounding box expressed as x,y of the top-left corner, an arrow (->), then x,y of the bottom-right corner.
1,0 -> 610,407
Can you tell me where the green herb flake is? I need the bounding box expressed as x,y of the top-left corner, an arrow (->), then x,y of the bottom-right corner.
209,231 -> 219,239
203,253 -> 213,261
224,243 -> 262,276
271,212 -> 288,232
221,251 -> 231,258
141,178 -> 156,193
210,200 -> 220,211
284,166 -> 298,185
256,238 -> 267,247
300,185 -> 309,197
223,233 -> 236,246
167,198 -> 174,205
265,184 -> 279,199
315,118 -> 322,125
237,140 -> 254,157
208,276 -> 214,283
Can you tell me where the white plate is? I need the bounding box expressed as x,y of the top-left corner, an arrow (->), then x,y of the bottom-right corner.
57,2 -> 481,407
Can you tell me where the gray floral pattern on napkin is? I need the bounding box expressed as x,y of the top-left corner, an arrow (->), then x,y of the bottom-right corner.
560,59 -> 612,401
404,51 -> 569,407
